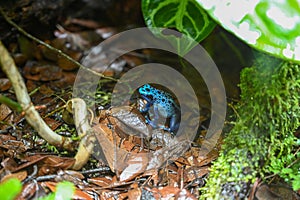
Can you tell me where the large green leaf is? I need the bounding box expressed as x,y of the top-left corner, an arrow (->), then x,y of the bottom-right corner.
196,0 -> 300,63
142,0 -> 216,55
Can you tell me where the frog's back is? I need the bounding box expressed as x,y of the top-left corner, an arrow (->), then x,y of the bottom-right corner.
139,84 -> 178,117
138,84 -> 154,97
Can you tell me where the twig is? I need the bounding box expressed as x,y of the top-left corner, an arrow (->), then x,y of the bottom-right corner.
68,98 -> 97,170
22,165 -> 38,184
79,167 -> 111,174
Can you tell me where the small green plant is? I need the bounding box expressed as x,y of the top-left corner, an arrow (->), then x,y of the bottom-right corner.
0,178 -> 22,200
0,179 -> 75,200
55,124 -> 77,138
38,181 -> 75,200
0,95 -> 22,112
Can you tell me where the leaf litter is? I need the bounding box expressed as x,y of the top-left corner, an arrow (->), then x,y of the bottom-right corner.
0,10 -> 217,199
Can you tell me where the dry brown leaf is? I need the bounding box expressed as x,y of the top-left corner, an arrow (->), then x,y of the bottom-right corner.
93,125 -> 128,172
175,188 -> 198,200
119,153 -> 149,182
1,158 -> 21,172
54,170 -> 86,187
0,104 -> 13,130
98,189 -> 123,200
42,156 -> 75,170
183,166 -> 209,183
0,78 -> 11,91
57,51 -> 82,71
0,134 -> 16,146
188,147 -> 218,166
0,170 -> 27,182
16,182 -> 39,200
44,117 -> 62,130
88,176 -> 113,187
127,187 -> 142,200
23,61 -> 62,81
3,155 -> 46,172
110,106 -> 151,139
121,140 -> 136,152
152,186 -> 180,199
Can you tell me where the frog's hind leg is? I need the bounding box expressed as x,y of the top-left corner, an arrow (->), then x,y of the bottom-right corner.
165,114 -> 179,134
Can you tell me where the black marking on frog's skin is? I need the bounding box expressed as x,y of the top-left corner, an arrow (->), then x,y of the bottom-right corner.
138,84 -> 180,133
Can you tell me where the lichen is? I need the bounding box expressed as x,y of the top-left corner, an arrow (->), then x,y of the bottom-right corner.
200,55 -> 300,199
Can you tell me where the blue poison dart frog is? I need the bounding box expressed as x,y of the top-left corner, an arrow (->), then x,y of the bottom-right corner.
138,84 -> 180,133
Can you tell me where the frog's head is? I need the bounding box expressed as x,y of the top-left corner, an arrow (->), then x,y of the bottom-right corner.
138,84 -> 152,95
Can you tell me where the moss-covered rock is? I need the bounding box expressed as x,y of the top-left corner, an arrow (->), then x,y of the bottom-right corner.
201,55 -> 300,199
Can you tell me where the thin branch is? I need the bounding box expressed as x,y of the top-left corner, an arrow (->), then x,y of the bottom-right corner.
68,98 -> 96,170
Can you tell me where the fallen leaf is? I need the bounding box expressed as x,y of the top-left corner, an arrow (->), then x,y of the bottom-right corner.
54,170 -> 86,187
0,78 -> 11,91
119,153 -> 149,182
93,125 -> 128,172
16,182 -> 41,200
175,188 -> 197,200
152,186 -> 180,199
57,51 -> 82,71
39,156 -> 75,175
110,106 -> 151,139
183,166 -> 209,183
44,118 -> 62,130
0,170 -> 27,182
23,61 -> 62,81
88,176 -> 113,187
127,187 -> 142,200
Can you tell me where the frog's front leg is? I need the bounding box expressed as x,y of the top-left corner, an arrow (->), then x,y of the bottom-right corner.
140,94 -> 154,113
145,104 -> 160,129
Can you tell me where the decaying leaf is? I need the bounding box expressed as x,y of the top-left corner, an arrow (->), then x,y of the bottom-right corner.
0,78 -> 11,91
109,106 -> 151,139
119,153 -> 149,182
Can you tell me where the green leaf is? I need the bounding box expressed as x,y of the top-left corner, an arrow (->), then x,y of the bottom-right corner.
0,95 -> 22,112
196,0 -> 300,63
292,176 -> 300,190
281,168 -> 293,174
38,181 -> 75,200
142,0 -> 216,55
54,181 -> 75,200
0,178 -> 22,200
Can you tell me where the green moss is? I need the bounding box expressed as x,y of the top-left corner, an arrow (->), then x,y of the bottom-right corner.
201,55 -> 300,199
